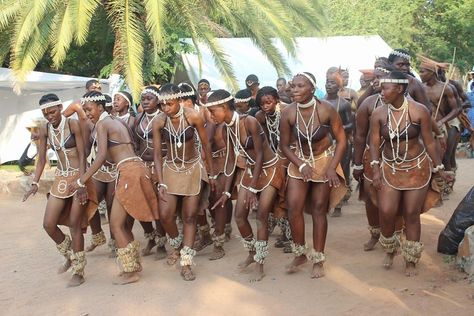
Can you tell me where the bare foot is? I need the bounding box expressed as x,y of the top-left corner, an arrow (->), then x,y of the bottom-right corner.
141,239 -> 157,256
238,252 -> 256,270
57,259 -> 71,274
154,246 -> 167,261
67,274 -> 85,287
285,255 -> 307,274
249,263 -> 265,282
209,246 -> 225,261
181,265 -> 196,281
166,250 -> 180,266
405,262 -> 418,277
364,235 -> 379,251
113,272 -> 140,285
311,263 -> 325,279
331,208 -> 342,217
383,253 -> 395,269
85,243 -> 99,252
194,234 -> 213,252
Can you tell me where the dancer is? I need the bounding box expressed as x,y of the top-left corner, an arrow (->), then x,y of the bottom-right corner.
235,89 -> 253,115
255,86 -> 292,253
134,86 -> 167,259
23,93 -> 97,287
152,83 -> 215,281
324,69 -> 354,217
370,71 -> 446,276
280,72 -> 347,278
71,91 -> 159,285
206,89 -> 284,282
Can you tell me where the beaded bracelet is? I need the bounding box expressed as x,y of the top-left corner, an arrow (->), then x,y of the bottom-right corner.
76,179 -> 86,188
222,191 -> 231,198
298,163 -> 308,173
353,164 -> 364,171
247,187 -> 258,194
31,181 -> 40,189
157,183 -> 168,190
370,160 -> 380,167
433,164 -> 445,173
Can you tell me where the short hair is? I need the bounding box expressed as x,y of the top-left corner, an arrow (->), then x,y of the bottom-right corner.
85,79 -> 100,90
178,82 -> 198,103
82,91 -> 106,109
198,79 -> 210,86
207,89 -> 235,110
235,89 -> 252,100
388,49 -> 411,63
39,93 -> 60,106
256,86 -> 279,107
277,78 -> 286,83
386,71 -> 409,93
159,83 -> 181,97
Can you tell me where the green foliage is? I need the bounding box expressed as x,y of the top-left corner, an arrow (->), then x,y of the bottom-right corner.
1,0 -> 325,98
319,0 -> 473,72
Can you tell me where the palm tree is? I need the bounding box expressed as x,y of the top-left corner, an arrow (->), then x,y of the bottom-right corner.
0,0 -> 324,96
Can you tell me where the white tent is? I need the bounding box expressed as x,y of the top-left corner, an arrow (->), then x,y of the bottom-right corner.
0,68 -> 109,164
177,35 -> 393,92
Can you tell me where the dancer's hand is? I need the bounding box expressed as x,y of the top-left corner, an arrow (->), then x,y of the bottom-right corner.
300,164 -> 313,182
325,167 -> 340,187
157,186 -> 168,202
69,181 -> 79,194
22,184 -> 38,202
211,194 -> 228,210
352,168 -> 364,182
75,187 -> 88,205
372,168 -> 382,190
244,190 -> 258,210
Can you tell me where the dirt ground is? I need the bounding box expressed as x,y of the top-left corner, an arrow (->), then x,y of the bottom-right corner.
1,160 -> 474,316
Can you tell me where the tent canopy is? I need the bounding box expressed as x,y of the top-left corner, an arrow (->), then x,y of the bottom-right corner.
0,68 -> 109,164
177,35 -> 393,92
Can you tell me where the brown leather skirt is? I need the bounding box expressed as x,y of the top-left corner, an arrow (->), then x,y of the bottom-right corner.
143,160 -> 159,184
240,158 -> 284,192
162,159 -> 202,196
92,163 -> 117,183
381,152 -> 441,213
115,158 -> 159,222
359,148 -> 378,206
288,154 -> 347,210
48,169 -> 98,228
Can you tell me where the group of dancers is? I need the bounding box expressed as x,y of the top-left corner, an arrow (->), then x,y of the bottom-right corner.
23,48 -> 470,287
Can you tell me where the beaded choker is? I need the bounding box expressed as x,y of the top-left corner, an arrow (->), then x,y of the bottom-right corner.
297,97 -> 316,109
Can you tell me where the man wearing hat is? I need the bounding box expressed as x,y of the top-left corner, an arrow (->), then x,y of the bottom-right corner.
245,74 -> 260,116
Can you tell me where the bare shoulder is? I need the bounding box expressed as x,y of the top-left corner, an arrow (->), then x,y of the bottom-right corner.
280,102 -> 296,121
409,99 -> 430,115
255,110 -> 265,124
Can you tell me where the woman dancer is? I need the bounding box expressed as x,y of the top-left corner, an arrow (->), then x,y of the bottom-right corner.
370,71 -> 446,276
152,84 -> 215,281
70,91 -> 159,285
206,89 -> 284,282
23,93 -> 97,287
133,86 -> 168,259
280,72 -> 347,278
255,86 -> 292,253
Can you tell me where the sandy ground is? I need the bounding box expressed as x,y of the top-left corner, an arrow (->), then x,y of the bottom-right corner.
1,160 -> 474,316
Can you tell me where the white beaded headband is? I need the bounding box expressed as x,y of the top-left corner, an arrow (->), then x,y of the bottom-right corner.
234,97 -> 251,103
142,88 -> 160,99
390,50 -> 411,61
295,73 -> 316,88
203,95 -> 234,107
81,95 -> 106,104
39,100 -> 62,110
115,92 -> 131,106
180,90 -> 196,98
105,101 -> 112,107
379,78 -> 409,84
375,67 -> 391,74
158,93 -> 181,102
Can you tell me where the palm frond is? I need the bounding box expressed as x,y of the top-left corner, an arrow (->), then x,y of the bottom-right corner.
12,0 -> 50,53
70,0 -> 100,45
50,2 -> 75,68
11,9 -> 55,83
0,0 -> 23,32
107,0 -> 145,98
144,0 -> 166,52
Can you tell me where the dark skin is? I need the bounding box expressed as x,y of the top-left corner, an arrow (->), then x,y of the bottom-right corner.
235,101 -> 251,114
339,70 -> 359,111
23,105 -> 88,286
153,98 -> 215,280
370,82 -> 449,276
420,67 -> 459,171
69,102 -> 140,284
280,75 -> 346,278
198,82 -> 211,104
134,92 -> 166,258
113,94 -> 136,129
276,79 -> 286,93
325,78 -> 353,189
207,101 -> 278,282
